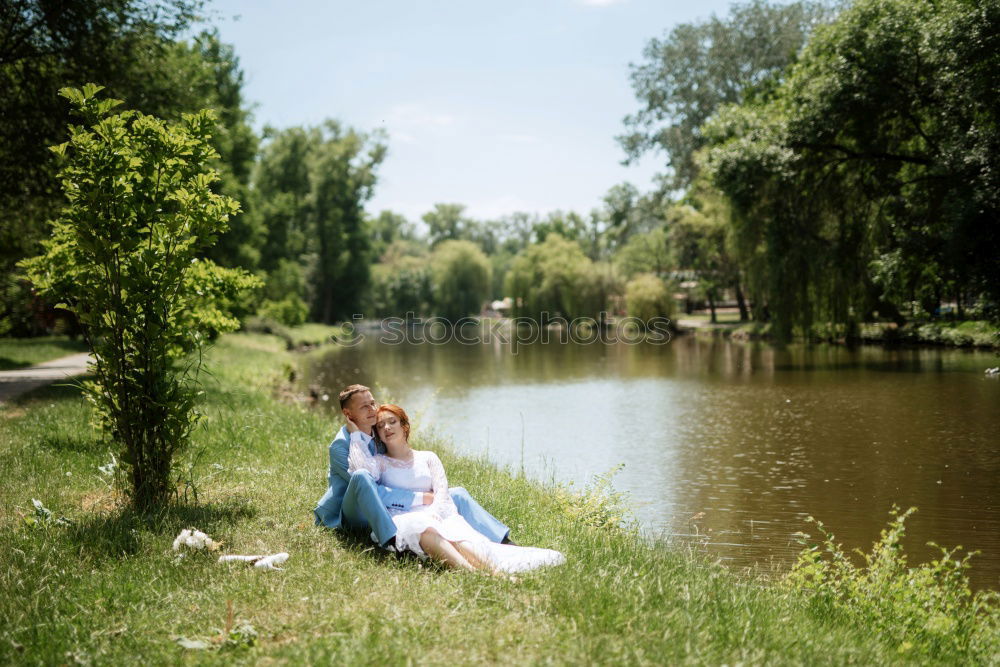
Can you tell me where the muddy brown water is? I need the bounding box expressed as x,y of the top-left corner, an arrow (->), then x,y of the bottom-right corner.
305,331 -> 1000,589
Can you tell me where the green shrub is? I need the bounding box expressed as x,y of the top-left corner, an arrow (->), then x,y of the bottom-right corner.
787,507 -> 1000,661
624,273 -> 674,324
257,295 -> 308,327
19,84 -> 259,511
553,464 -> 636,531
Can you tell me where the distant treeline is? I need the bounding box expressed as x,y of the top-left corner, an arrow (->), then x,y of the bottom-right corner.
2,0 -> 997,340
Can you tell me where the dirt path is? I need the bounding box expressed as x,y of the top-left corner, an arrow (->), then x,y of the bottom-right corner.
0,352 -> 92,404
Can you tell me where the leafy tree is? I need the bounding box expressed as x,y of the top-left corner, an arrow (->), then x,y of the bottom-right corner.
587,262 -> 624,319
619,0 -> 834,189
186,30 -> 263,273
430,240 -> 491,321
506,235 -> 608,320
423,203 -> 469,246
1,5 -> 262,334
488,249 -> 516,300
257,258 -> 309,326
371,260 -> 432,318
0,0 -> 203,211
496,211 -> 538,254
251,123 -> 386,323
20,85 -> 259,510
625,273 -> 674,323
531,210 -> 585,244
253,126 -> 313,274
614,227 -> 671,279
599,183 -> 671,252
308,121 -> 386,323
667,205 -> 735,324
369,210 -> 416,260
704,0 -> 1000,337
370,240 -> 432,317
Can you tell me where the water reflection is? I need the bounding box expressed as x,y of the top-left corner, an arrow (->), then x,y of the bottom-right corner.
305,333 -> 1000,589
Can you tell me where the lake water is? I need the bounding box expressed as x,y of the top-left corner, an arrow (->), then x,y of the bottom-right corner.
304,329 -> 1000,589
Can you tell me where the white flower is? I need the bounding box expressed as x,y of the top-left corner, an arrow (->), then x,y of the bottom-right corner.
172,528 -> 220,551
172,529 -> 191,551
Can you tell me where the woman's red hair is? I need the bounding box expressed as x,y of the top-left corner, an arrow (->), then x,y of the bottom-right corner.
375,404 -> 411,441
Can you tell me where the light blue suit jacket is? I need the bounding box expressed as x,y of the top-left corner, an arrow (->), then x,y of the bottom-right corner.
313,426 -> 418,528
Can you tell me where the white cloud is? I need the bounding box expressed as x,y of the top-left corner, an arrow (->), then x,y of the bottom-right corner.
579,0 -> 627,6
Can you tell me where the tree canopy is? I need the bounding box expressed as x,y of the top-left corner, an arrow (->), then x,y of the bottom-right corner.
619,0 -> 834,189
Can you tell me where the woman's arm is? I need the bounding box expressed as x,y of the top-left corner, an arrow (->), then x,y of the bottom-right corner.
426,451 -> 457,519
347,431 -> 382,479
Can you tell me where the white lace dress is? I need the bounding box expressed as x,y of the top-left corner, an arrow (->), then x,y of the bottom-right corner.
347,433 -> 565,573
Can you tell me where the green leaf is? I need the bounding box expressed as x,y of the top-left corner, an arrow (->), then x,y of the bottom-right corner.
58,87 -> 86,105
80,82 -> 105,100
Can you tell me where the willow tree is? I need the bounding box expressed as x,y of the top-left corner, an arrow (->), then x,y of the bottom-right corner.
505,235 -> 615,321
430,240 -> 491,322
703,0 -> 1000,339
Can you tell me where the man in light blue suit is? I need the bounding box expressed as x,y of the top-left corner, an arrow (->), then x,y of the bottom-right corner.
313,384 -> 512,549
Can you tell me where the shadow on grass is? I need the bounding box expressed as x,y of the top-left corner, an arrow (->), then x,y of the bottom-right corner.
39,432 -> 103,453
64,499 -> 258,559
326,527 -> 430,569
10,377 -> 92,404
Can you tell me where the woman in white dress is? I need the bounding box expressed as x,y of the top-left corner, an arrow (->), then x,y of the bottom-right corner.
347,404 -> 565,574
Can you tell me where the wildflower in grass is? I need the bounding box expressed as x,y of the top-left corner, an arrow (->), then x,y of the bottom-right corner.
172,528 -> 220,551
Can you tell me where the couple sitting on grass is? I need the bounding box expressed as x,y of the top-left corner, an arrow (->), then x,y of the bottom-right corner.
314,384 -> 565,574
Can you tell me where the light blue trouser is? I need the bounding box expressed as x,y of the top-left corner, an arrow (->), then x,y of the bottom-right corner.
341,470 -> 509,547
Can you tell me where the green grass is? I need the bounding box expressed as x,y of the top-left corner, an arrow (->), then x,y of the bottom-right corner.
0,335 -> 89,370
678,310 -> 744,324
286,322 -> 343,347
1,332 -> 996,664
689,319 -> 999,348
861,320 -> 999,348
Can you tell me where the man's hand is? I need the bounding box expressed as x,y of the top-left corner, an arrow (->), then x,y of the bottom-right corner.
345,418 -> 360,433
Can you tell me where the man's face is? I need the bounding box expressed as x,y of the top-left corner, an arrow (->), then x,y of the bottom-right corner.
344,390 -> 378,429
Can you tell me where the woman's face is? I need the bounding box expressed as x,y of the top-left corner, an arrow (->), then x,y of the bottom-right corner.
377,412 -> 406,447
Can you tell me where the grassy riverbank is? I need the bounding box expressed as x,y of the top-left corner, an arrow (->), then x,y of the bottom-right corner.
1,331 -> 997,664
683,318 -> 999,349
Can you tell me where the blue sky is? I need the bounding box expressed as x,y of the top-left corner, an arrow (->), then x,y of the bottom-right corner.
205,0 -> 739,221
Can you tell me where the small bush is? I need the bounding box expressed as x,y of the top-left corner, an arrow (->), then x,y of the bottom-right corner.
624,273 -> 674,323
19,85 -> 259,511
257,296 -> 308,327
787,507 -> 1000,661
553,464 -> 636,531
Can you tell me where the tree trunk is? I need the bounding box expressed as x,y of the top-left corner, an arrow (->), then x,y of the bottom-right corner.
708,290 -> 717,324
735,279 -> 749,321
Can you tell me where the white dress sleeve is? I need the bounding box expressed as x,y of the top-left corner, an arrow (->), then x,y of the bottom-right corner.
347,432 -> 382,480
425,451 -> 457,520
